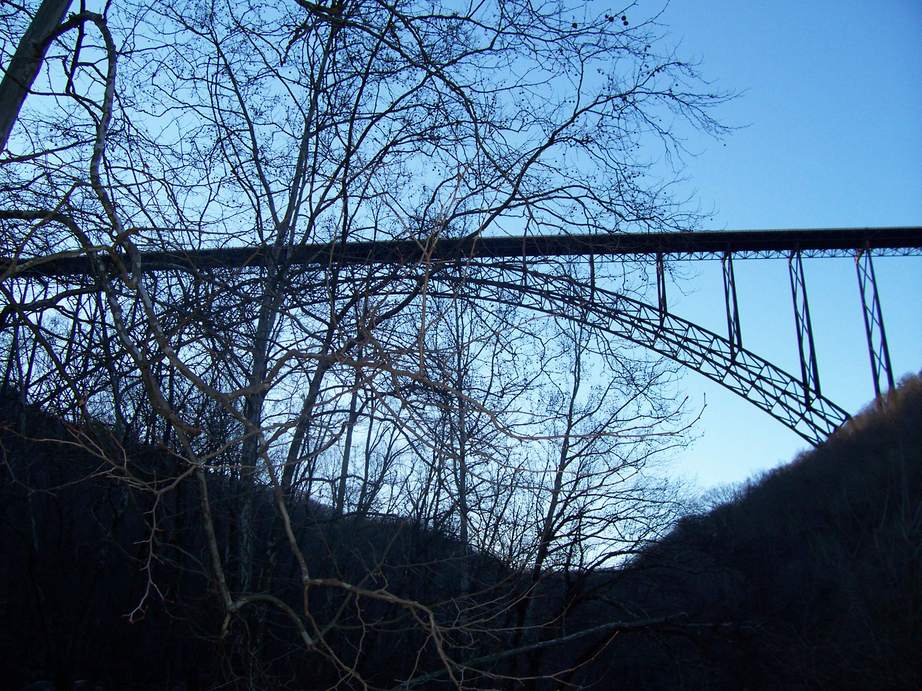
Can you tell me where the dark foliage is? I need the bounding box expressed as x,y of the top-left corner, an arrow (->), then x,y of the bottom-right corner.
567,374 -> 922,690
2,375 -> 921,689
0,393 -> 510,689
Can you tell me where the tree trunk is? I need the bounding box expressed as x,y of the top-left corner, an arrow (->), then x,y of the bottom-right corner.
335,378 -> 360,515
0,0 -> 73,151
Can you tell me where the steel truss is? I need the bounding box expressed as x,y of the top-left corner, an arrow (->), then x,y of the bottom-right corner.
5,226 -> 922,277
722,252 -> 742,359
655,252 -> 667,326
270,260 -> 850,446
434,264 -> 851,446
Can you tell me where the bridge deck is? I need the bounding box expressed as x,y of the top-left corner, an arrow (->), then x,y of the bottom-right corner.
5,226 -> 922,276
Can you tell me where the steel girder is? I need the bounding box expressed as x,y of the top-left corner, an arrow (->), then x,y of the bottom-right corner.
5,226 -> 922,278
438,265 -> 851,446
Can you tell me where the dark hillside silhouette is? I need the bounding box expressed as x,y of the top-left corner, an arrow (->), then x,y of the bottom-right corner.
0,393 -> 510,689
568,374 -> 922,690
2,374 -> 921,689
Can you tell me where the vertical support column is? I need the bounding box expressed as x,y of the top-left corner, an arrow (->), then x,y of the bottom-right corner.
655,252 -> 667,327
855,248 -> 894,398
788,251 -> 821,406
722,251 -> 742,359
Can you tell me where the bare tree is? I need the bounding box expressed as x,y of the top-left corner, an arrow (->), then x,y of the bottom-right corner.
1,0 -> 727,686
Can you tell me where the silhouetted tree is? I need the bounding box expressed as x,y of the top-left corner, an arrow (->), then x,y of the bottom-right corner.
1,0 -> 727,686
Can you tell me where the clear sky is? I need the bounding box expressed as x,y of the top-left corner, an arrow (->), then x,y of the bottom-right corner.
640,0 -> 922,491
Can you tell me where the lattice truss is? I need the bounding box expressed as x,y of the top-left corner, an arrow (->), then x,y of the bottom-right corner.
269,257 -> 855,445
437,262 -> 852,447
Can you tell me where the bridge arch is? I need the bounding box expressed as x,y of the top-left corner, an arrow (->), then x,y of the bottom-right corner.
420,264 -> 851,446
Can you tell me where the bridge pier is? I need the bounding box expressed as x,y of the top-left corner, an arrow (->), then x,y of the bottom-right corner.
722,252 -> 742,359
855,248 -> 894,398
788,252 -> 821,407
655,252 -> 667,328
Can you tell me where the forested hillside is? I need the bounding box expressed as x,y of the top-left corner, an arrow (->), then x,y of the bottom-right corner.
0,393 -> 509,689
3,375 -> 920,689
575,374 -> 922,690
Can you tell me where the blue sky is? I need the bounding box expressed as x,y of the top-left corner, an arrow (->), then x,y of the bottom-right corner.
640,0 -> 922,489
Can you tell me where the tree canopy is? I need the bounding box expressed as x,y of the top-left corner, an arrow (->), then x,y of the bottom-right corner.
1,1 -> 728,686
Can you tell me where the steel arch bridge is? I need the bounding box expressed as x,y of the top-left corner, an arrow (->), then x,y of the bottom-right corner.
5,226 -> 922,446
